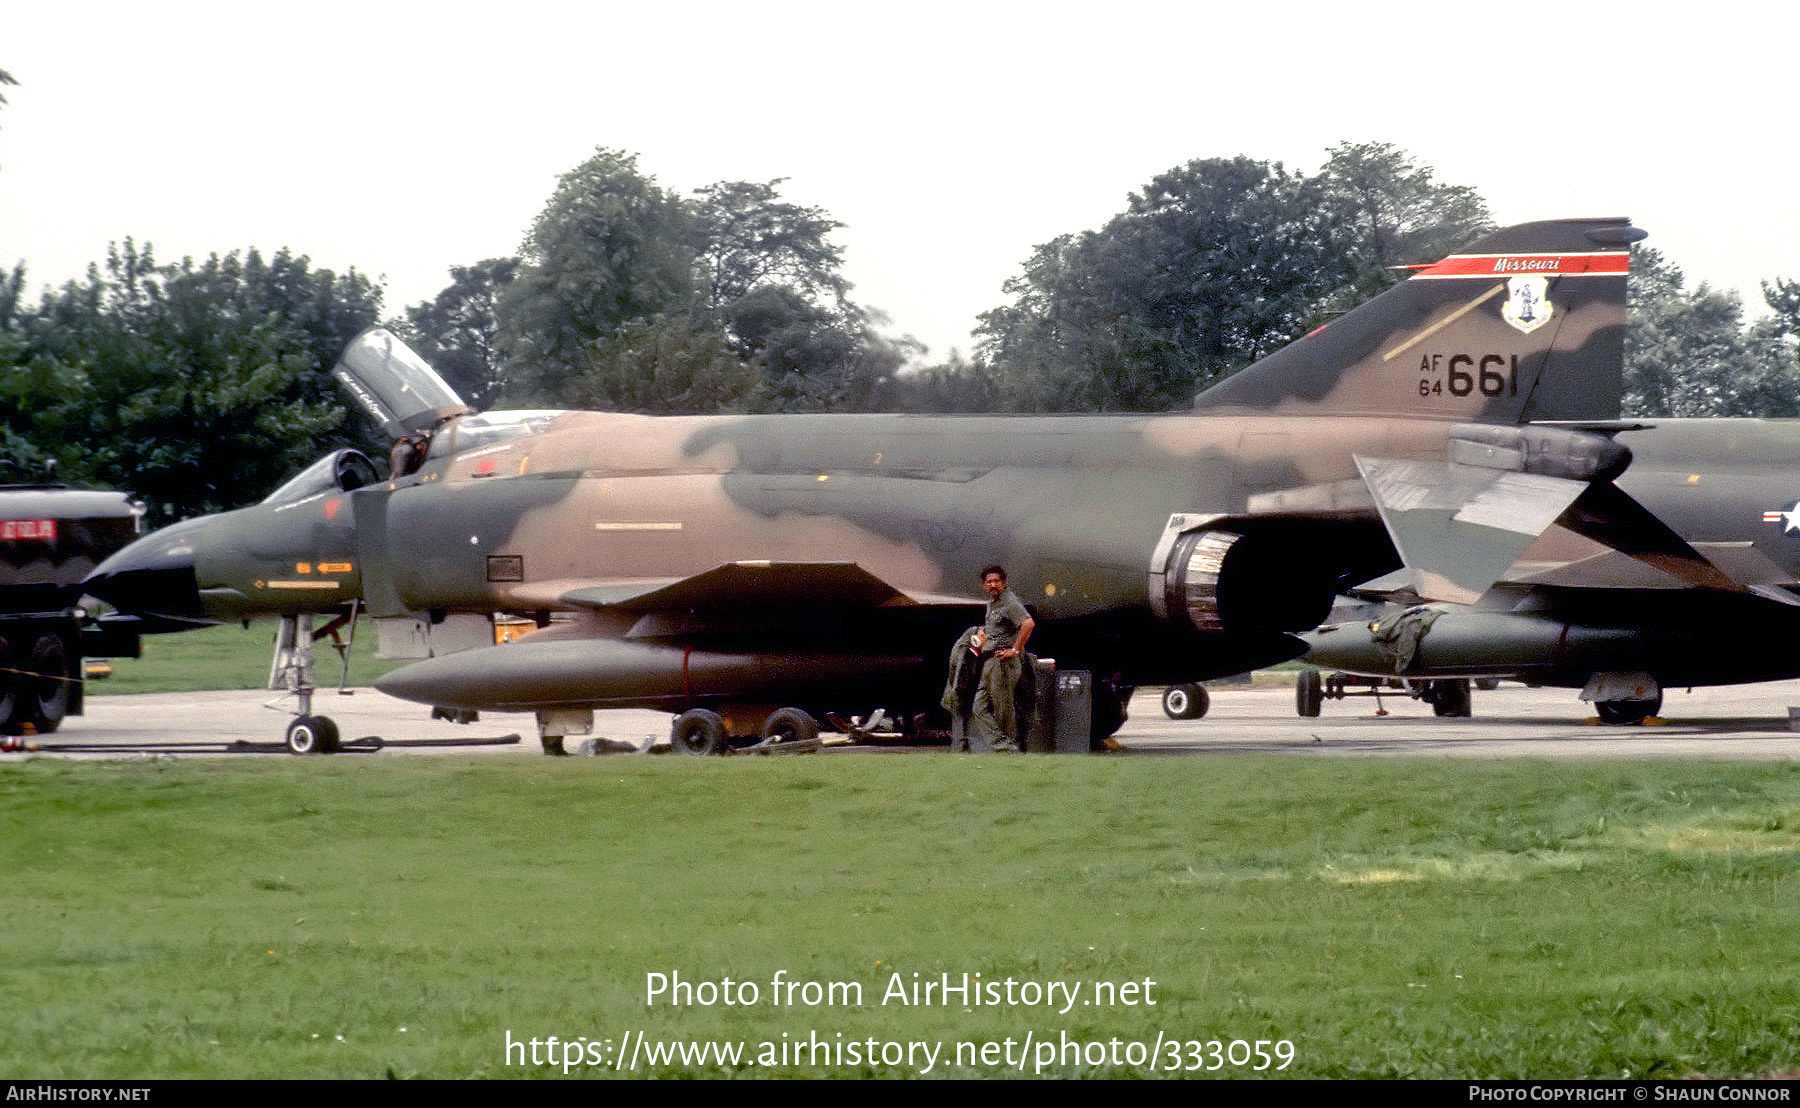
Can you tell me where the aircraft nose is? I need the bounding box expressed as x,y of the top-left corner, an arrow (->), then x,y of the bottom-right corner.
83,517 -> 214,625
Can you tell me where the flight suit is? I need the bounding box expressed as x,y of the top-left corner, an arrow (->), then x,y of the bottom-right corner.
941,626 -> 983,751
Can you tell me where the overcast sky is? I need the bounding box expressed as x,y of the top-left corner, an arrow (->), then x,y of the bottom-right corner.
6,1 -> 1798,364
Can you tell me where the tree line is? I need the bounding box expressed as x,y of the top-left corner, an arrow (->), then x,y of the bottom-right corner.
3,126 -> 1797,522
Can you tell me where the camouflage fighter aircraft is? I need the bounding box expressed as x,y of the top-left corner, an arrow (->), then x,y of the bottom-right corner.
84,217 -> 1639,753
1302,404 -> 1800,723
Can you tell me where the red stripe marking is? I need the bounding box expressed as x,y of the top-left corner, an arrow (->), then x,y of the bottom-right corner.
1415,252 -> 1631,279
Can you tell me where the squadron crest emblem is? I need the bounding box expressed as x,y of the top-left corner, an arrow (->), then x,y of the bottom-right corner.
1502,275 -> 1554,334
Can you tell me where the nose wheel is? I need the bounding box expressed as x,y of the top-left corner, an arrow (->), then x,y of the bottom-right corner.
270,611 -> 354,754
285,714 -> 341,755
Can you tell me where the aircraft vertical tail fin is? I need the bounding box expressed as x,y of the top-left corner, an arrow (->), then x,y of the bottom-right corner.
1191,218 -> 1643,423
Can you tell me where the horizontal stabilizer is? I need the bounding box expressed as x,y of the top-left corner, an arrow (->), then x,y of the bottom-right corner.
1355,456 -> 1588,604
1363,451 -> 1797,603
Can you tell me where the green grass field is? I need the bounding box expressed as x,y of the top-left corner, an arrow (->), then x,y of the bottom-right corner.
4,753 -> 1798,1078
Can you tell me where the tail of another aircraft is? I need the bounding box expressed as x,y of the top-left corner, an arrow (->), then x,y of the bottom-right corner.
1191,218 -> 1643,423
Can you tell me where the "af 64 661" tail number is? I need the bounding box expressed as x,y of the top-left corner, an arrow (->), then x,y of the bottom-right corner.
1418,353 -> 1518,399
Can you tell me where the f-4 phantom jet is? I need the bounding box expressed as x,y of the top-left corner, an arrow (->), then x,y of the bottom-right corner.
86,218 -> 1639,752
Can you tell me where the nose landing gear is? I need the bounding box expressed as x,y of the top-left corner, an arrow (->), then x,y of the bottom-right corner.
269,609 -> 357,754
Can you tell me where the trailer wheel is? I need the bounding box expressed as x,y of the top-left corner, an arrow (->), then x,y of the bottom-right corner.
0,635 -> 16,730
670,709 -> 729,756
1161,683 -> 1209,720
760,707 -> 820,745
1296,669 -> 1323,718
20,631 -> 72,733
1428,679 -> 1472,718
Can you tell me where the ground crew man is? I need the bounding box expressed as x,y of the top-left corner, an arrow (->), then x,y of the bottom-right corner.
970,564 -> 1034,751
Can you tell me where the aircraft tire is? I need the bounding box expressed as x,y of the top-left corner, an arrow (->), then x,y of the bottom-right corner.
0,635 -> 16,731
1161,683 -> 1209,720
670,708 -> 729,756
1089,680 -> 1132,748
19,630 -> 72,734
1429,679 -> 1472,718
285,715 -> 341,755
1595,695 -> 1661,726
761,707 -> 820,745
1296,669 -> 1323,718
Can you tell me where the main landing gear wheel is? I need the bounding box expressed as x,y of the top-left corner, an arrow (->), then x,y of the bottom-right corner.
670,709 -> 729,756
1427,679 -> 1472,718
1595,693 -> 1662,726
1161,683 -> 1209,720
1089,679 -> 1132,749
285,715 -> 341,755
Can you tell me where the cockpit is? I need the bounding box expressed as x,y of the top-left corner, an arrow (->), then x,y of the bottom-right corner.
424,410 -> 565,459
261,449 -> 383,506
265,329 -> 568,503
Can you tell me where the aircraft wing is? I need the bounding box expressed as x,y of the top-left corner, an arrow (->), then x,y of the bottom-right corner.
1542,482 -> 1738,590
376,561 -> 977,718
1509,484 -> 1800,604
504,562 -> 974,615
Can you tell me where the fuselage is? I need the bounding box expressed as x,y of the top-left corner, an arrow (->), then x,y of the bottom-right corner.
1610,419 -> 1800,577
93,412 -> 1800,645
86,407 -> 1448,693
353,408 -> 1451,622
